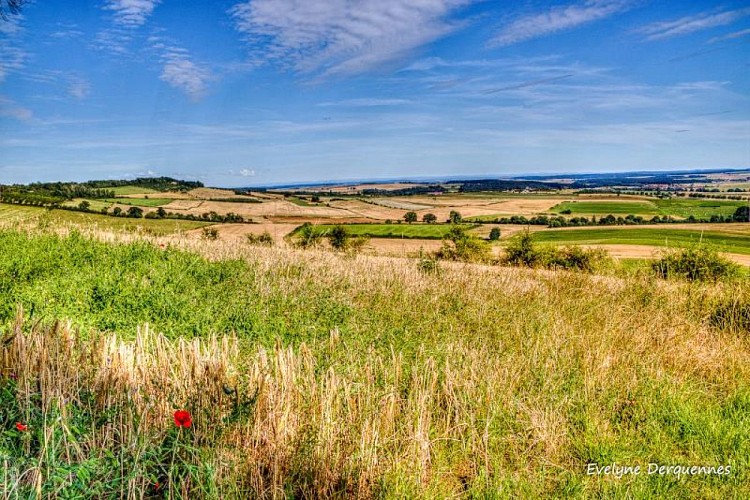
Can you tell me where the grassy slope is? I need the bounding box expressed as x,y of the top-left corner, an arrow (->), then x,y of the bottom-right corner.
109,185 -> 161,195
102,197 -> 175,207
0,229 -> 748,497
303,223 -> 479,239
551,199 -> 746,218
0,203 -> 210,235
528,227 -> 750,254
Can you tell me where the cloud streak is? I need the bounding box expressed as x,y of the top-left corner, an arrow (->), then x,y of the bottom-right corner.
637,7 -> 750,41
230,0 -> 473,77
490,0 -> 633,46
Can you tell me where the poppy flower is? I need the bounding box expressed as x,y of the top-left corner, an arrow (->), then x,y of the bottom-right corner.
173,410 -> 192,428
15,422 -> 27,431
159,244 -> 165,248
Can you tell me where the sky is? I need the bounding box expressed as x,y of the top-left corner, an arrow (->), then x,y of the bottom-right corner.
0,0 -> 748,187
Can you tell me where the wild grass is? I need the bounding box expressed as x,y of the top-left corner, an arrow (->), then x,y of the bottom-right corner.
0,227 -> 749,497
299,223 -> 480,240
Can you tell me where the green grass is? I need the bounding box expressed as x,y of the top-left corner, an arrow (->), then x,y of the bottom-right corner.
102,197 -> 174,207
295,223 -> 479,239
0,203 -> 210,235
109,185 -> 161,195
552,200 -> 659,215
551,198 -> 746,218
0,228 -> 748,497
527,227 -> 750,255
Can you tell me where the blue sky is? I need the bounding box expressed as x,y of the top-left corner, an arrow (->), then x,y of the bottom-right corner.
0,0 -> 748,187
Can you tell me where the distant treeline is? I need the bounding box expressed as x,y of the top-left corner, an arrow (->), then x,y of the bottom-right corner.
0,177 -> 203,207
457,180 -> 562,192
474,206 -> 750,227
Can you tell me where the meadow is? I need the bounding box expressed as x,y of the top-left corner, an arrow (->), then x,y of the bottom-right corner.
1,224 -> 749,498
527,227 -> 750,255
551,199 -> 746,219
0,204 -> 210,235
294,222 -> 480,239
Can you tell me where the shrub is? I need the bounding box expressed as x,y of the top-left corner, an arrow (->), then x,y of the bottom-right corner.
126,206 -> 144,218
328,225 -> 350,251
488,227 -> 501,241
201,227 -> 219,241
246,231 -> 274,246
295,223 -> 324,249
504,230 -> 610,272
422,213 -> 437,224
435,225 -> 491,263
404,211 -> 417,224
651,244 -> 740,282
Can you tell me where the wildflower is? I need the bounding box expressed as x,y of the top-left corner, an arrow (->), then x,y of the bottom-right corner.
15,422 -> 27,431
160,243 -> 165,248
173,410 -> 192,428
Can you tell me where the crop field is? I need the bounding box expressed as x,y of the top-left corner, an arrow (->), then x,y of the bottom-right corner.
551,198 -> 747,218
102,197 -> 175,207
0,203 -> 211,235
109,185 -> 161,195
297,222 -> 479,239
528,226 -> 750,254
1,227 -> 748,498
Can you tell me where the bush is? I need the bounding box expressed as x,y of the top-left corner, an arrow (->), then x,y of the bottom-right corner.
295,223 -> 324,249
435,225 -> 491,263
504,230 -> 610,272
651,244 -> 740,282
246,231 -> 274,246
201,227 -> 219,241
488,227 -> 501,241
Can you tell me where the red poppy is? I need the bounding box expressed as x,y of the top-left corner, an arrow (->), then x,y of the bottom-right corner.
159,244 -> 165,248
15,422 -> 27,431
173,410 -> 192,428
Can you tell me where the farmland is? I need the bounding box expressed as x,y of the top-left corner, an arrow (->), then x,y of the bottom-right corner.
551,199 -> 747,218
1,173 -> 750,498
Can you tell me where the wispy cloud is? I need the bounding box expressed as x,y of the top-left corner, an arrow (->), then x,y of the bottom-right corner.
159,47 -> 212,100
68,76 -> 91,99
318,98 -> 411,107
490,0 -> 633,46
637,7 -> 750,41
230,0 -> 474,77
709,27 -> 750,44
104,0 -> 161,28
0,96 -> 32,121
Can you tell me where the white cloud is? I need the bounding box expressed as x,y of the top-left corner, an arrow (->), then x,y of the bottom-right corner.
239,169 -> 255,177
709,27 -> 750,44
0,97 -> 32,121
68,77 -> 91,99
104,0 -> 161,28
230,0 -> 473,77
637,8 -> 750,41
490,0 -> 633,46
160,48 -> 212,100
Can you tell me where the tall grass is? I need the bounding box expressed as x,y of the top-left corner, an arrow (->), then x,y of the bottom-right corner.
0,226 -> 749,497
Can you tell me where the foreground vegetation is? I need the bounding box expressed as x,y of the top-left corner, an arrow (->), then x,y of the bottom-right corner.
0,226 -> 749,497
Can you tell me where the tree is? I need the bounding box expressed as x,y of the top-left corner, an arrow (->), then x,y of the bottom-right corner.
156,207 -> 167,218
112,207 -> 122,216
448,210 -> 462,224
733,205 -> 749,222
0,0 -> 25,20
422,213 -> 437,224
126,206 -> 143,218
78,200 -> 90,211
404,211 -> 417,224
328,225 -> 350,250
489,227 -> 501,241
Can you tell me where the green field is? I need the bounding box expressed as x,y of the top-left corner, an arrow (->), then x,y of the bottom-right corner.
1,229 -> 748,498
0,203 -> 210,235
109,185 -> 161,195
299,223 -> 479,239
102,197 -> 174,207
551,198 -> 746,218
528,227 -> 750,254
